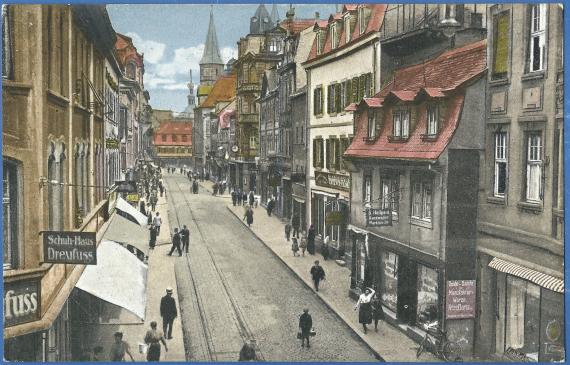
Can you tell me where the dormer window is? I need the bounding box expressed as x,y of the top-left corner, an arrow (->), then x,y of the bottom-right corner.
367,111 -> 376,140
426,104 -> 439,136
316,30 -> 323,55
331,23 -> 338,49
344,15 -> 351,43
358,7 -> 366,34
392,109 -> 410,139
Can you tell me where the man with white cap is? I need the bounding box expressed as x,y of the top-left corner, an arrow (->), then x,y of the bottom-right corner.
160,287 -> 178,340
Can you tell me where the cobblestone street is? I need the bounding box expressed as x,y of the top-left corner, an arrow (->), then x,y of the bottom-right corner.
163,174 -> 380,361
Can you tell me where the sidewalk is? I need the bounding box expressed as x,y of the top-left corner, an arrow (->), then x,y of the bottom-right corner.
111,191 -> 186,362
226,203 -> 438,363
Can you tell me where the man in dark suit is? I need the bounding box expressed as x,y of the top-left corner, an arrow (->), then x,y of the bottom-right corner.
310,260 -> 326,292
160,287 -> 178,340
298,308 -> 313,348
167,228 -> 182,257
181,225 -> 190,253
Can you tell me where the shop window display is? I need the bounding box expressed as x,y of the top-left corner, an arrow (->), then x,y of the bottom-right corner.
380,251 -> 398,312
416,265 -> 439,329
539,289 -> 564,362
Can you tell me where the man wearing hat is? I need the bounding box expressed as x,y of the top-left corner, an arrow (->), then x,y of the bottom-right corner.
298,308 -> 313,348
160,287 -> 178,340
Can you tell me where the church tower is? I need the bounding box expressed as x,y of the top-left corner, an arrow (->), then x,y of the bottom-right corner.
181,69 -> 195,119
199,7 -> 224,86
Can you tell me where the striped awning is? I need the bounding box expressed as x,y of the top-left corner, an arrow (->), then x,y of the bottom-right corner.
489,257 -> 564,293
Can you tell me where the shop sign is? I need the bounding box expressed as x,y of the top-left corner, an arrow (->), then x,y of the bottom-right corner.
325,211 -> 344,225
43,231 -> 97,265
315,171 -> 350,192
106,138 -> 119,149
446,280 -> 476,319
366,208 -> 392,226
115,180 -> 137,193
4,279 -> 41,327
126,193 -> 140,203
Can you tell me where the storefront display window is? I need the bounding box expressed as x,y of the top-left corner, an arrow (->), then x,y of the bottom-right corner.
380,251 -> 398,312
539,289 -> 564,362
416,265 -> 439,329
505,277 -> 540,360
355,237 -> 366,286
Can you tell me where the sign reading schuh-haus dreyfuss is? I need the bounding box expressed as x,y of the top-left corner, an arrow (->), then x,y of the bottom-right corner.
315,171 -> 350,192
43,231 -> 97,265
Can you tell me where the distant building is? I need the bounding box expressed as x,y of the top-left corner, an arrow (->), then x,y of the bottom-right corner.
153,121 -> 193,167
179,70 -> 196,121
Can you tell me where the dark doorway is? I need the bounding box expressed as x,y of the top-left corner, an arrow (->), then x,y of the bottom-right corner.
397,256 -> 418,325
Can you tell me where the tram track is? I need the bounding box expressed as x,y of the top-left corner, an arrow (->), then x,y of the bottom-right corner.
165,175 -> 265,361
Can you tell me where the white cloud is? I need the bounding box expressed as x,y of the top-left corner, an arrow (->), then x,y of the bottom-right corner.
155,44 -> 205,78
144,73 -> 177,89
162,83 -> 188,91
221,47 -> 238,63
126,32 -> 166,64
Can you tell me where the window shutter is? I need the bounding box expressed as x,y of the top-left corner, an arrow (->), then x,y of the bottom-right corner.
346,79 -> 352,104
312,139 -> 317,167
313,88 -> 318,115
334,139 -> 341,170
321,86 -> 325,115
325,139 -> 331,169
493,12 -> 509,77
352,77 -> 359,103
359,75 -> 366,100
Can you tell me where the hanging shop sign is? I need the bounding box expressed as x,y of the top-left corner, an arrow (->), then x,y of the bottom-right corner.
43,231 -> 97,265
366,208 -> 392,227
315,171 -> 350,191
325,211 -> 344,225
126,193 -> 140,203
115,180 -> 138,193
4,279 -> 41,327
445,280 -> 476,319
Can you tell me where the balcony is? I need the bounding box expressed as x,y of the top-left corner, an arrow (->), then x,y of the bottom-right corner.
238,113 -> 259,124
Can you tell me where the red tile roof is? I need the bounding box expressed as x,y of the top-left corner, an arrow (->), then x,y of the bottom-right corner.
279,19 -> 316,35
305,4 -> 386,64
154,122 -> 192,146
201,74 -> 237,108
344,40 -> 487,161
345,102 -> 358,112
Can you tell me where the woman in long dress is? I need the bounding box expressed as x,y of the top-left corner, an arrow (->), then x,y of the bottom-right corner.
354,287 -> 375,334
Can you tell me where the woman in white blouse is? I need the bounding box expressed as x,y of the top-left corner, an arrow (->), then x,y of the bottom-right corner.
354,287 -> 375,334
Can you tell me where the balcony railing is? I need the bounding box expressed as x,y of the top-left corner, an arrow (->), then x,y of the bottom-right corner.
238,113 -> 259,124
237,82 -> 261,93
379,4 -> 440,41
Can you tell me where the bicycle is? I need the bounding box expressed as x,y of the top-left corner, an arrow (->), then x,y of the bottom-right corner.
416,323 -> 463,362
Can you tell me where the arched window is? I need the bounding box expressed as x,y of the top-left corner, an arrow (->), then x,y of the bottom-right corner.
3,157 -> 20,269
48,141 -> 66,231
126,62 -> 136,80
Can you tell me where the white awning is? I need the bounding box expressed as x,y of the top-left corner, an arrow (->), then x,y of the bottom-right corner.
347,224 -> 369,235
104,214 -> 149,256
76,240 -> 148,319
293,195 -> 306,203
116,196 -> 148,226
489,257 -> 564,293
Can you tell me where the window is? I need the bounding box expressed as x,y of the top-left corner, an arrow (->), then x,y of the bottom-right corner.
359,6 -> 366,34
161,134 -> 167,142
316,30 -> 323,55
339,137 -> 350,171
392,109 -> 410,139
182,135 -> 188,142
380,173 -> 399,216
126,62 -> 136,79
331,23 -> 337,49
363,173 -> 372,203
526,133 -> 543,202
364,73 -> 373,97
494,132 -> 508,197
334,83 -> 341,113
3,159 -> 19,269
427,104 -> 439,136
2,5 -> 13,79
313,138 -> 324,168
48,144 -> 65,231
412,177 -> 432,223
313,86 -> 324,115
172,134 -> 178,142
367,111 -> 376,139
269,38 -> 281,52
529,4 -> 546,72
327,138 -> 340,170
493,11 -> 510,79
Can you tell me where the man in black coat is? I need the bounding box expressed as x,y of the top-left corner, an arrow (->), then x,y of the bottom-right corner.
167,228 -> 182,257
160,287 -> 178,339
298,308 -> 313,348
310,260 -> 326,292
180,225 -> 190,253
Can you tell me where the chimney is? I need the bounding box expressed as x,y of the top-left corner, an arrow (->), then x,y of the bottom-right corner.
315,11 -> 320,20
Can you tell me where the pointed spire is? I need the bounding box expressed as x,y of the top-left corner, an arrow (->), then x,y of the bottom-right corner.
270,4 -> 280,24
200,6 -> 224,65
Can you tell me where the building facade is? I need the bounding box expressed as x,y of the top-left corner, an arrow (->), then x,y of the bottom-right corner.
304,4 -> 386,260
474,4 -> 564,362
153,121 -> 193,167
3,5 -> 117,360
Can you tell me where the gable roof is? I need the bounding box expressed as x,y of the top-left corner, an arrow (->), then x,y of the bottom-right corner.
200,73 -> 237,108
305,4 -> 386,65
154,122 -> 193,146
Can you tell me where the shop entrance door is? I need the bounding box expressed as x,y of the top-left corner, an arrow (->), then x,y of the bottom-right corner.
397,256 -> 418,325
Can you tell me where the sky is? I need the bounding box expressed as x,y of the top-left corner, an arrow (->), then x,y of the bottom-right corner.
107,4 -> 337,113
